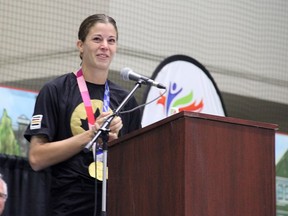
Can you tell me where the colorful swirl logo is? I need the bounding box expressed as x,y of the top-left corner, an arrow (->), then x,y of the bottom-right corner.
157,82 -> 204,116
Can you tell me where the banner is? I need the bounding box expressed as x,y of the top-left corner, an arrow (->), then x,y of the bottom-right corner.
276,132 -> 288,215
0,85 -> 37,157
141,55 -> 226,127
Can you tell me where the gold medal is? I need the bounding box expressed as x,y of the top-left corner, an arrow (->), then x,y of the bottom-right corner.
88,161 -> 108,181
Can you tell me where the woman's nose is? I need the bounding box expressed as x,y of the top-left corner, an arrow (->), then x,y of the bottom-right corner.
100,40 -> 108,49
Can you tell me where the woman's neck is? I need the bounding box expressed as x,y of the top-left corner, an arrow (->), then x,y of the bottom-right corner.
80,66 -> 108,84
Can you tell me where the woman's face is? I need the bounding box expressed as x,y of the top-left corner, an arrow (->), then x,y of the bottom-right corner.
77,22 -> 117,71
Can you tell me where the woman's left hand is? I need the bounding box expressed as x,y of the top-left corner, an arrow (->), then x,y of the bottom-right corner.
94,112 -> 123,142
108,115 -> 123,141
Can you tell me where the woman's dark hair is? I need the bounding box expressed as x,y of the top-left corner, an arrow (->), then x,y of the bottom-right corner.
78,14 -> 118,42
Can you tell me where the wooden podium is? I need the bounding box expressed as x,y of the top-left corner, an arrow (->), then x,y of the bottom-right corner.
107,111 -> 277,216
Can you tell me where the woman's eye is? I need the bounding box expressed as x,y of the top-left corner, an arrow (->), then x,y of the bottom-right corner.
93,37 -> 102,42
108,38 -> 116,44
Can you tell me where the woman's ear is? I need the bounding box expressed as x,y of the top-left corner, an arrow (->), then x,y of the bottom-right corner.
76,40 -> 83,52
77,40 -> 84,60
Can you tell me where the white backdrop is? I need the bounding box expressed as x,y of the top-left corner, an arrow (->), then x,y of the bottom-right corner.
0,0 -> 287,106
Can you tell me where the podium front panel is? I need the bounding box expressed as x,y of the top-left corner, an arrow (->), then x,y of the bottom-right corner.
108,112 -> 276,216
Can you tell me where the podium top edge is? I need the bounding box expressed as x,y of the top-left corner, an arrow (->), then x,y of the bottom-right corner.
109,111 -> 278,147
179,111 -> 278,130
182,111 -> 278,130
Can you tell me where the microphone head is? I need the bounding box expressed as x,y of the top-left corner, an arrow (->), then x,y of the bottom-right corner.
120,67 -> 131,81
120,67 -> 166,89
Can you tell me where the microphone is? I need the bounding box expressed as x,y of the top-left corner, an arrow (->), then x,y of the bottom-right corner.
120,67 -> 166,89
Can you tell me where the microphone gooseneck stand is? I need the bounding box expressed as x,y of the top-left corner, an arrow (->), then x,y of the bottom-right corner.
84,80 -> 144,216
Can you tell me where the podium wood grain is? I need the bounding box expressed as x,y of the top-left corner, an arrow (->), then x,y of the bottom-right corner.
108,111 -> 277,216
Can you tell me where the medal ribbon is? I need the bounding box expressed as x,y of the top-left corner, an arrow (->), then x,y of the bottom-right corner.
76,68 -> 110,180
76,68 -> 110,129
76,68 -> 110,155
